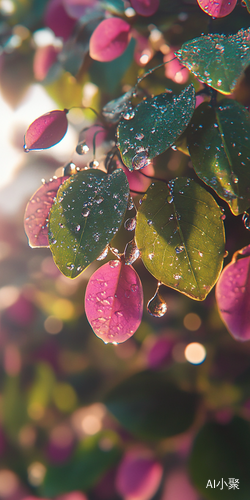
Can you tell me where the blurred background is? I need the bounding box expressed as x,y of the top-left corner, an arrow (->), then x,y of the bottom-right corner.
1,1 -> 250,499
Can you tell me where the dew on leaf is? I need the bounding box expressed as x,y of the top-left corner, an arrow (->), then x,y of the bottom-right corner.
97,245 -> 109,261
124,217 -> 137,231
124,240 -> 140,265
132,151 -> 150,170
89,160 -> 99,168
109,260 -> 120,268
76,140 -> 90,155
175,245 -> 184,254
81,207 -> 90,217
64,162 -> 77,176
243,211 -> 250,230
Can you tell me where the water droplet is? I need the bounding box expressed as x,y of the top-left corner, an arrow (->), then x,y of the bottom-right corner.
124,240 -> 140,265
217,79 -> 222,87
243,211 -> 250,230
76,224 -> 81,232
167,195 -> 174,204
171,145 -> 177,151
135,132 -> 144,141
224,250 -> 229,258
220,214 -> 226,220
97,245 -> 109,261
147,289 -> 167,318
76,140 -> 90,155
175,245 -> 184,254
198,251 -> 203,257
123,109 -> 135,120
173,273 -> 182,280
109,260 -> 120,268
66,262 -> 75,270
93,233 -> 100,242
147,219 -> 153,226
127,196 -> 134,211
130,284 -> 138,292
232,175 -> 239,184
132,151 -> 150,170
148,253 -> 154,260
82,207 -> 90,217
95,196 -> 104,204
124,217 -> 137,231
89,160 -> 99,168
64,162 -> 76,176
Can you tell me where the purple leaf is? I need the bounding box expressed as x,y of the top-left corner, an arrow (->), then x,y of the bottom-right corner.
131,0 -> 160,17
197,0 -> 237,18
24,176 -> 69,248
215,245 -> 250,341
89,18 -> 131,62
44,0 -> 76,40
24,110 -> 68,151
115,449 -> 163,500
85,259 -> 143,343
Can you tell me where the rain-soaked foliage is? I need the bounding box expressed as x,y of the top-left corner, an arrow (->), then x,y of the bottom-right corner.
1,0 -> 250,499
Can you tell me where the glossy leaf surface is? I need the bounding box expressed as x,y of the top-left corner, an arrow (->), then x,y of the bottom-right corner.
187,100 -> 250,215
176,28 -> 250,94
135,178 -> 225,300
131,0 -> 160,16
89,18 -> 131,62
117,84 -> 196,171
102,87 -> 135,124
41,430 -> 121,496
197,0 -> 237,17
116,450 -> 163,500
48,169 -> 129,278
24,177 -> 69,248
189,417 -> 250,499
105,370 -> 198,440
216,245 -> 250,341
24,110 -> 68,151
85,260 -> 143,344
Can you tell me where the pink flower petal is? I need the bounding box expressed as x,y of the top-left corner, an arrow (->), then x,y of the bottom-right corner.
215,245 -> 250,341
24,176 -> 69,248
116,449 -> 163,500
89,18 -> 131,62
197,0 -> 237,18
24,109 -> 68,151
131,0 -> 160,16
85,259 -> 143,343
33,45 -> 60,81
44,0 -> 76,40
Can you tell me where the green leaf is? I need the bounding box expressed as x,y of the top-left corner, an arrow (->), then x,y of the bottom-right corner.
175,28 -> 250,94
41,430 -> 121,497
187,100 -> 250,216
48,169 -> 129,278
189,417 -> 250,499
245,0 -> 250,13
135,178 -> 225,300
105,370 -> 198,440
117,84 -> 196,171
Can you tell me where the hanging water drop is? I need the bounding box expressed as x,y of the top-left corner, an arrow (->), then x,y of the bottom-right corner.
97,245 -> 109,261
175,245 -> 184,254
127,196 -> 134,211
89,160 -> 99,168
76,140 -> 90,155
124,217 -> 137,231
147,288 -> 167,318
81,207 -> 90,217
64,162 -> 76,176
132,151 -> 150,170
123,108 -> 135,120
124,240 -> 140,265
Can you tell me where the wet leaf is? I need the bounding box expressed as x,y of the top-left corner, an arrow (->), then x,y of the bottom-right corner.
102,87 -> 135,124
89,18 -> 131,62
116,450 -> 163,500
48,169 -> 129,278
215,245 -> 250,341
130,0 -> 160,16
105,370 -> 199,440
24,176 -> 69,248
85,259 -> 143,343
135,178 -> 225,300
24,109 -> 68,151
117,84 -> 196,171
189,417 -> 250,499
41,430 -> 121,496
197,0 -> 237,18
187,100 -> 250,215
175,28 -> 250,94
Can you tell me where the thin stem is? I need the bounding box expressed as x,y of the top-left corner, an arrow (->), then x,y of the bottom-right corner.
136,57 -> 177,87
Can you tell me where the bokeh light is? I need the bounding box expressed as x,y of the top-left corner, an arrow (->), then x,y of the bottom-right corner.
184,343 -> 206,365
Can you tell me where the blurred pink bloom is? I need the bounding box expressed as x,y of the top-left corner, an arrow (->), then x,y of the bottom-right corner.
44,0 -> 76,40
161,468 -> 199,500
164,49 -> 189,84
63,0 -> 97,19
132,30 -> 154,66
33,45 -> 60,81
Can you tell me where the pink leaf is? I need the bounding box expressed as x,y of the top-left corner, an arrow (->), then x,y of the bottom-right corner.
197,0 -> 237,18
44,0 -> 76,40
115,449 -> 163,500
89,18 -> 131,62
24,176 -> 69,248
130,0 -> 160,16
161,468 -> 199,500
33,45 -> 60,81
215,245 -> 250,341
63,0 -> 97,19
24,109 -> 68,151
85,259 -> 143,343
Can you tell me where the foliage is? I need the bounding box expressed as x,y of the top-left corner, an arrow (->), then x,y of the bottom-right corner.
1,0 -> 250,499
